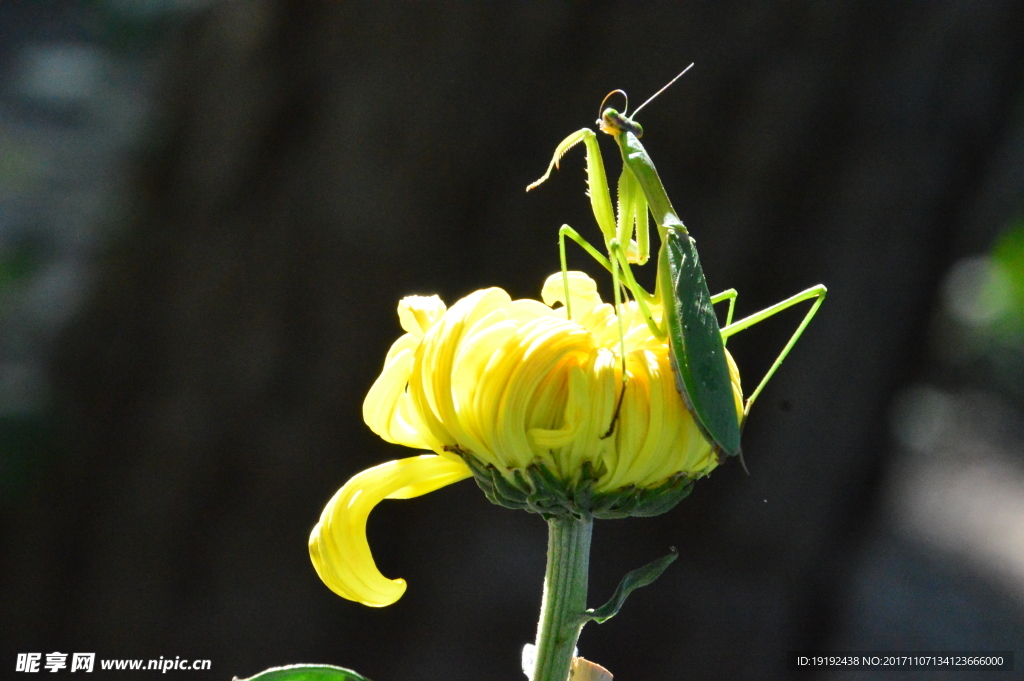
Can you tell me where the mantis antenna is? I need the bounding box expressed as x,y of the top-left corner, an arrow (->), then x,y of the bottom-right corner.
598,89 -> 629,119
631,63 -> 694,118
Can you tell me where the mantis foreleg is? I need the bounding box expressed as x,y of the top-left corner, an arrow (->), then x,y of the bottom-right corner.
530,129 -> 616,243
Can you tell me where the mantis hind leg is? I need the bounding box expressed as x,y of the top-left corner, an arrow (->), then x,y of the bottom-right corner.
720,285 -> 828,417
601,237 -> 631,439
558,228 -> 656,439
710,288 -> 738,334
557,225 -> 632,437
558,225 -> 613,321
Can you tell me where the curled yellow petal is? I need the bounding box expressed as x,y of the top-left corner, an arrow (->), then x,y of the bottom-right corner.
541,270 -> 603,318
398,295 -> 446,337
308,454 -> 471,606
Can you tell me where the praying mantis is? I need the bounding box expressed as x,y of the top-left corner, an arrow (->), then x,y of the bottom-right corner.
528,66 -> 826,463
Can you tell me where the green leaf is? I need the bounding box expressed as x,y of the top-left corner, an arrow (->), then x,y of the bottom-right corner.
585,547 -> 678,624
234,664 -> 373,681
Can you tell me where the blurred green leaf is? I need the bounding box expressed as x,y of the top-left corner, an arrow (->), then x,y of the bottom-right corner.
235,665 -> 372,681
991,220 -> 1024,322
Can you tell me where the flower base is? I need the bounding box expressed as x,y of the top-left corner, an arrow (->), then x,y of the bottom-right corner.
451,447 -> 696,520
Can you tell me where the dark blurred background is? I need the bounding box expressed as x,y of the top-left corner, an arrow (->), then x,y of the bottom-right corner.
1,2 -> 1023,680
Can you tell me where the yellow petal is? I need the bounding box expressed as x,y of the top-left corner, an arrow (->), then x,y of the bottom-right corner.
363,333 -> 437,450
398,295 -> 446,337
541,271 -> 603,318
308,455 -> 471,607
726,348 -> 744,418
411,288 -> 511,450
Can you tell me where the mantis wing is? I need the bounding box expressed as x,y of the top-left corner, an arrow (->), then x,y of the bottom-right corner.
615,130 -> 742,458
661,228 -> 741,457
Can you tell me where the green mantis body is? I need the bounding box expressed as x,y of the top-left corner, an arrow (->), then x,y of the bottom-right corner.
528,78 -> 826,462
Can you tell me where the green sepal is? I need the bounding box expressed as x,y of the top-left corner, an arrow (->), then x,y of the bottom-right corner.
606,474 -> 696,518
584,547 -> 678,624
453,448 -> 696,520
233,664 -> 372,681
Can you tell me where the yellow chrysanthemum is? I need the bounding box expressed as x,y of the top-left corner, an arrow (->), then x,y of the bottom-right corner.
309,272 -> 742,606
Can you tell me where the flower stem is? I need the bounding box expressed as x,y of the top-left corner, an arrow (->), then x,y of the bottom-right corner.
531,515 -> 592,681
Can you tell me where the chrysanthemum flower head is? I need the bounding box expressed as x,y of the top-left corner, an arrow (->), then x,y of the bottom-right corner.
309,272 -> 742,605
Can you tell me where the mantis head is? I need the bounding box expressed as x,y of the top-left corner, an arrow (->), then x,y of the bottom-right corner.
598,108 -> 643,138
596,89 -> 643,138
